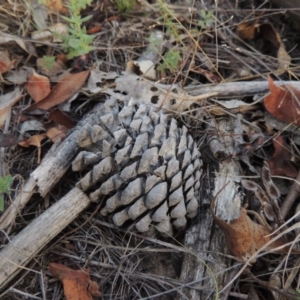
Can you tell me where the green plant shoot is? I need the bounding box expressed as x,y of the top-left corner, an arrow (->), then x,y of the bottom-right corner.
60,0 -> 95,59
199,10 -> 214,28
115,0 -> 135,12
40,56 -> 56,71
157,49 -> 181,73
0,175 -> 13,211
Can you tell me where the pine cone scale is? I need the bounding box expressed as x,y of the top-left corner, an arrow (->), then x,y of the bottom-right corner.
72,100 -> 202,236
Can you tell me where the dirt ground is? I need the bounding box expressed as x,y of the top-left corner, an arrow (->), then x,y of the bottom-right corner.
1,0 -> 300,299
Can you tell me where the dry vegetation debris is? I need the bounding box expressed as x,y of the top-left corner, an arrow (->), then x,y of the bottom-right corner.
1,0 -> 300,299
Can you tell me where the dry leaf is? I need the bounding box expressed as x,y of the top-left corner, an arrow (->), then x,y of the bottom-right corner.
258,23 -> 291,75
191,67 -> 221,83
0,32 -> 37,56
0,50 -> 15,74
268,135 -> 297,177
5,67 -> 31,84
19,133 -> 47,164
26,70 -> 51,102
49,263 -> 102,300
24,70 -> 90,112
237,22 -> 291,75
31,0 -> 47,30
0,132 -> 19,147
126,60 -> 156,80
46,126 -> 66,142
237,20 -> 258,40
88,69 -> 216,112
31,23 -> 68,44
264,76 -> 300,126
0,88 -> 23,128
19,120 -> 45,135
48,108 -> 75,129
43,0 -> 68,14
211,191 -> 289,262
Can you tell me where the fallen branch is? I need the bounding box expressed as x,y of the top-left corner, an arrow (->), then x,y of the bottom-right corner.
0,103 -> 104,231
185,80 -> 300,98
0,187 -> 90,290
177,119 -> 242,300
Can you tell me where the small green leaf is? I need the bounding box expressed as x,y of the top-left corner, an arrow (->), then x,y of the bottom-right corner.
158,49 -> 181,73
56,0 -> 95,58
80,15 -> 93,23
68,38 -> 81,49
0,175 -> 13,211
0,196 -> 4,212
0,175 -> 13,194
82,34 -> 94,44
40,56 -> 56,71
61,15 -> 74,23
68,28 -> 79,36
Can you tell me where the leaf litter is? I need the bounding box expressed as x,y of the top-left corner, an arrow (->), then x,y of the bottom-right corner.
1,0 -> 300,299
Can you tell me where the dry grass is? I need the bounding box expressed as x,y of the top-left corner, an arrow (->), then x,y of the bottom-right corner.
1,0 -> 300,299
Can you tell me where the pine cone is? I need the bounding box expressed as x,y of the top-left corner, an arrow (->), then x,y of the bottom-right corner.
72,99 -> 202,236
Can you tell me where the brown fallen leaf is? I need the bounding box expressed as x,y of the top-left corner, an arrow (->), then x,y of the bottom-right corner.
237,19 -> 258,40
19,133 -> 47,164
0,50 -> 15,74
43,0 -> 68,14
191,66 -> 221,83
0,31 -> 37,56
46,126 -> 67,142
48,108 -> 75,129
268,135 -> 297,177
258,23 -> 291,75
264,76 -> 300,126
49,263 -> 102,300
44,109 -> 75,142
0,88 -> 23,128
23,70 -> 90,112
210,188 -> 289,263
237,21 -> 291,75
26,70 -> 51,102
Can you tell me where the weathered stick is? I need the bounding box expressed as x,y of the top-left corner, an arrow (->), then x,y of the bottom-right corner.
185,80 -> 300,98
177,119 -> 242,300
281,170 -> 300,220
0,187 -> 90,290
0,103 -> 103,231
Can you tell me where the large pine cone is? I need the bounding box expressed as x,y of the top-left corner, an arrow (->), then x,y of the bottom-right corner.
72,99 -> 202,236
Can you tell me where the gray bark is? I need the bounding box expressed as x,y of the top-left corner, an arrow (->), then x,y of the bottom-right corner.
0,187 -> 90,290
177,119 -> 242,300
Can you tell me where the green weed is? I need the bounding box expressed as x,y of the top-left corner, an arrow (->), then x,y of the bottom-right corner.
39,55 -> 56,70
157,49 -> 181,73
152,0 -> 182,73
0,175 -> 13,211
149,2 -> 216,74
199,10 -> 214,28
115,0 -> 135,12
60,0 -> 95,59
